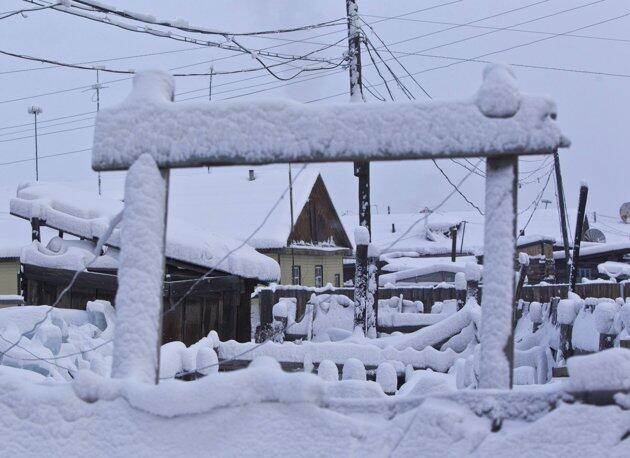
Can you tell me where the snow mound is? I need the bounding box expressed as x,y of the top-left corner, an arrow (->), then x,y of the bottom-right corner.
568,348 -> 630,391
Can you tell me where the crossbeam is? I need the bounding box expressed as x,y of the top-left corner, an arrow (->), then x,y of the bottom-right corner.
91,65 -> 568,171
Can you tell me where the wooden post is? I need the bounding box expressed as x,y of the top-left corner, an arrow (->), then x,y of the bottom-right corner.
354,228 -> 369,334
553,150 -> 571,284
455,272 -> 466,310
479,155 -> 517,389
30,217 -> 41,242
110,156 -> 168,385
599,333 -> 616,351
568,184 -> 589,291
450,226 -> 458,262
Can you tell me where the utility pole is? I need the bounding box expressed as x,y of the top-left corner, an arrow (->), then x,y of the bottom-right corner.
346,0 -> 377,337
93,68 -> 103,195
27,106 -> 42,181
346,0 -> 370,235
553,151 -> 571,283
568,184 -> 589,291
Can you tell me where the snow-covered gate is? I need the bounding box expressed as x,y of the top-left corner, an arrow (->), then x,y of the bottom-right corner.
91,64 -> 569,386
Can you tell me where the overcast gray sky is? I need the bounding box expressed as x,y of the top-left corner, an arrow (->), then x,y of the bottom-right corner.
1,0 -> 628,222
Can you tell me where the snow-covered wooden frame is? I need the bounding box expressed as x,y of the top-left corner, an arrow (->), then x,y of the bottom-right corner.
91,64 -> 569,387
91,65 -> 568,171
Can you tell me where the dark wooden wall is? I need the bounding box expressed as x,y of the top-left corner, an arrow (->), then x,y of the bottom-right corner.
290,175 -> 352,248
22,264 -> 253,346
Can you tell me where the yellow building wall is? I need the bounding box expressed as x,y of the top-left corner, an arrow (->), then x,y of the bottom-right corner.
0,260 -> 19,295
267,252 -> 344,287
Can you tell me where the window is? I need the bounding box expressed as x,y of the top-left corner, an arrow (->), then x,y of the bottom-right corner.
292,265 -> 302,285
577,267 -> 592,280
315,265 -> 324,288
334,273 -> 341,288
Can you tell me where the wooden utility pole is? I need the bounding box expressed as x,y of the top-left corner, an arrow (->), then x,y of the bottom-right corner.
553,151 -> 571,282
568,184 -> 589,291
346,0 -> 370,234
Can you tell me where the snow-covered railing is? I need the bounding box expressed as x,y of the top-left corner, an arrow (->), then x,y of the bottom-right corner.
90,63 -> 569,387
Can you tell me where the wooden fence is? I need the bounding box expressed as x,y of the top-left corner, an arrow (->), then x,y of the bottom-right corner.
257,282 -> 629,326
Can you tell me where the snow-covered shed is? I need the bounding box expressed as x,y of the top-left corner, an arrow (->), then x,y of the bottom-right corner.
167,167 -> 352,288
9,182 -> 280,344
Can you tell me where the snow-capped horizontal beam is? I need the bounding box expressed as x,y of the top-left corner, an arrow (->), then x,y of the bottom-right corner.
92,65 -> 570,171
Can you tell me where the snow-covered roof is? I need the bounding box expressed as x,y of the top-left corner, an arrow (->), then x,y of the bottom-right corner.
345,206 -> 629,261
10,182 -> 279,281
92,65 -> 568,171
379,259 -> 478,286
166,166 -> 324,250
21,238 -> 119,271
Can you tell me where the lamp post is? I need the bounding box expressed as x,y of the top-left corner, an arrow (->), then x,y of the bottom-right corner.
27,106 -> 42,181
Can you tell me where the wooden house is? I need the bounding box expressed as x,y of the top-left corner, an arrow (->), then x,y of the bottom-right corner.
10,182 -> 279,345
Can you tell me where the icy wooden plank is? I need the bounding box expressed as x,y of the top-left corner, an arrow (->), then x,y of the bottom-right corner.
111,154 -> 167,384
92,65 -> 569,171
478,157 -> 517,389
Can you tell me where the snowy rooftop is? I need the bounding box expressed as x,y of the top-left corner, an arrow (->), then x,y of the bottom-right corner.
9,182 -> 279,281
92,65 -> 568,171
344,206 -> 630,260
166,167 -> 331,250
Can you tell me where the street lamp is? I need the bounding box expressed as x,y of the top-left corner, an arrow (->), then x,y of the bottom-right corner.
27,106 -> 42,181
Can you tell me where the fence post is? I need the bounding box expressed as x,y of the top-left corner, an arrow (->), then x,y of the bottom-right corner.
271,301 -> 288,343
455,272 -> 466,310
478,155 -> 517,390
465,262 -> 480,302
594,302 -> 617,351
557,299 -> 577,362
353,227 -> 370,335
111,154 -> 168,384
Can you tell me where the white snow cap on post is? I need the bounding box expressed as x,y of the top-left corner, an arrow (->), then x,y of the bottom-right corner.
465,262 -> 481,282
593,302 -> 618,334
111,153 -> 166,384
354,226 -> 370,246
454,272 -> 467,291
475,64 -> 521,118
557,299 -> 579,325
342,358 -> 366,381
127,70 -> 175,104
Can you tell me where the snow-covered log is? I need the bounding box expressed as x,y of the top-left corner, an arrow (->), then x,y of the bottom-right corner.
478,156 -> 516,389
92,65 -> 568,171
111,154 -> 167,384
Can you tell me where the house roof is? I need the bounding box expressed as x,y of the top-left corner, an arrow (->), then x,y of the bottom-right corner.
166,166 -> 324,250
9,182 -> 279,282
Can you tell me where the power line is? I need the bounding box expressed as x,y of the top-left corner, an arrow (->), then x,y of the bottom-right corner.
432,159 -> 485,216
0,147 -> 91,166
0,124 -> 94,143
0,2 -> 59,20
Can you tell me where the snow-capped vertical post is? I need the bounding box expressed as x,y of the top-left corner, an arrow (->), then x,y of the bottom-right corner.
111,154 -> 169,384
568,183 -> 589,291
111,71 -> 174,385
476,65 -> 521,389
354,226 -> 369,335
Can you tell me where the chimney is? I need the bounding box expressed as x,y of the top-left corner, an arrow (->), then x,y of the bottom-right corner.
391,223 -> 396,233
248,169 -> 255,181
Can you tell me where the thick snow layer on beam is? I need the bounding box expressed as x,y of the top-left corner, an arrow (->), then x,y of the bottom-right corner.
92,65 -> 568,170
